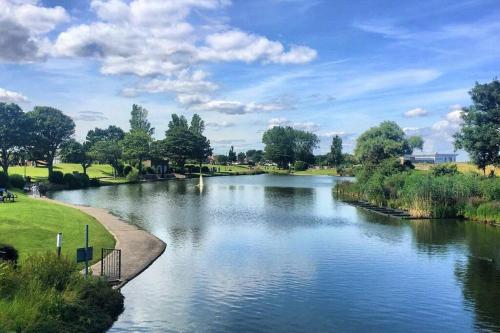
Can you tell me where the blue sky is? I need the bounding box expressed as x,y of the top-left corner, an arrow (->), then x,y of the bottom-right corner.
1,0 -> 499,158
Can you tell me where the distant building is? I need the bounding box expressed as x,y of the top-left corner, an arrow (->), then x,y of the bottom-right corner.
401,153 -> 458,164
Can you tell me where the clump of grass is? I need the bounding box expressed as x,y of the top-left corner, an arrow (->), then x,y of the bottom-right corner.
0,252 -> 124,333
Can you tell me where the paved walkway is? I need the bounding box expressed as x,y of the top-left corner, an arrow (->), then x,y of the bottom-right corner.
41,198 -> 166,288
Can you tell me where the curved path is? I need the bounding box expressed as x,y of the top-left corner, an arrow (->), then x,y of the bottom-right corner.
41,198 -> 166,288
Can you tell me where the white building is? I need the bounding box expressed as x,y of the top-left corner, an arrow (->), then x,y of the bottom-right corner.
402,153 -> 458,164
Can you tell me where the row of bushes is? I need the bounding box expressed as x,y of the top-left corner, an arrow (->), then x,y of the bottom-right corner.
0,172 -> 26,189
48,171 -> 100,189
0,252 -> 124,333
335,160 -> 500,221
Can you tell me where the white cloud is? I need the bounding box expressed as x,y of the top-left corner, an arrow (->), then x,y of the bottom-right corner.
72,110 -> 108,122
205,120 -> 236,128
322,131 -> 353,138
267,118 -> 320,132
404,107 -> 429,118
192,100 -> 287,115
0,0 -> 68,61
404,105 -> 464,153
0,87 -> 28,102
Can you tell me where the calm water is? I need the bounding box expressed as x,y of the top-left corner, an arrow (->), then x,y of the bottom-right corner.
50,175 -> 500,332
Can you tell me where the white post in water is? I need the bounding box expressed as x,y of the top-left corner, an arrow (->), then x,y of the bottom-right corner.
56,233 -> 62,258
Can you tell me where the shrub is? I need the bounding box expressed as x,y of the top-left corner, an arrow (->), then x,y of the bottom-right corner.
63,173 -> 79,189
115,163 -> 125,177
432,163 -> 458,176
0,171 -> 8,188
74,173 -> 89,188
145,166 -> 155,174
201,166 -> 210,173
89,178 -> 100,187
0,244 -> 18,263
48,171 -> 64,184
9,174 -> 25,189
123,165 -> 132,176
293,161 -> 308,171
126,168 -> 140,183
0,253 -> 124,333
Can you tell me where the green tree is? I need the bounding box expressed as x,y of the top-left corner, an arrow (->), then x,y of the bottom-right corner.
27,106 -> 75,177
190,114 -> 205,135
130,104 -> 154,135
228,146 -> 236,163
216,154 -> 228,165
237,152 -> 246,164
59,139 -> 93,175
294,130 -> 319,165
454,79 -> 500,175
122,131 -> 152,172
408,136 -> 424,152
329,135 -> 344,168
189,115 -> 212,169
262,126 -> 296,169
89,140 -> 122,178
164,114 -> 195,169
0,103 -> 30,174
355,121 -> 412,166
86,126 -> 125,147
246,149 -> 264,164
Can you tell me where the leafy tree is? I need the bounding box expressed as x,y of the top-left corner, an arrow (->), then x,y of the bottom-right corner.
27,106 -> 75,177
86,126 -> 125,147
59,139 -> 93,175
190,114 -> 205,135
89,140 -> 122,178
237,152 -> 246,164
246,149 -> 264,164
294,130 -> 319,165
262,126 -> 296,169
329,135 -> 344,168
228,146 -> 236,163
454,79 -> 500,175
355,121 -> 412,166
164,114 -> 195,169
189,114 -> 212,168
0,103 -> 30,174
408,136 -> 424,152
216,154 -> 228,165
122,130 -> 152,172
130,104 -> 154,135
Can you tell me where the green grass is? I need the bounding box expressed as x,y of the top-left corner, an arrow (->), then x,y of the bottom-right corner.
9,163 -> 128,184
0,192 -> 115,263
292,168 -> 338,176
414,162 -> 499,175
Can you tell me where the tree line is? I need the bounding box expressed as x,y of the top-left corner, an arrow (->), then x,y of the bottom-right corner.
0,103 -> 212,178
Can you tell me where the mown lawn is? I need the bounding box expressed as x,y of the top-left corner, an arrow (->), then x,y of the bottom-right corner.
0,192 -> 115,263
8,163 -> 128,184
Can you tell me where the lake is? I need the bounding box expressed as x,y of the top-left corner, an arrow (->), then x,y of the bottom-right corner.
49,174 -> 500,332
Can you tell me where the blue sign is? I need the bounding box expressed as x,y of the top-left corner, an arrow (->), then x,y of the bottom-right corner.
76,247 -> 93,263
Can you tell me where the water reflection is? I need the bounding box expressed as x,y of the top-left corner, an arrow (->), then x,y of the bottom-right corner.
48,175 -> 500,332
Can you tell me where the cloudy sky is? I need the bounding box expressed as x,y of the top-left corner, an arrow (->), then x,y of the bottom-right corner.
1,0 -> 499,157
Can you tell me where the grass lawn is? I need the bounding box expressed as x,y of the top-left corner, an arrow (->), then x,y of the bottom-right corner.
8,163 -> 128,184
0,192 -> 115,264
203,164 -> 262,174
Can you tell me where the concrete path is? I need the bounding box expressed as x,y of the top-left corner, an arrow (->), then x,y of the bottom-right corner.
41,198 -> 166,288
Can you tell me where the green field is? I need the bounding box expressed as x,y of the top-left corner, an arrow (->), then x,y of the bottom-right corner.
0,192 -> 115,264
8,163 -> 128,183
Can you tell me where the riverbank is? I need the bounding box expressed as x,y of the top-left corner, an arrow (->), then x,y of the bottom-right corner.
41,197 -> 166,288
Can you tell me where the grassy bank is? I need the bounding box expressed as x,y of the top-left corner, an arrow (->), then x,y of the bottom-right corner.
0,253 -> 123,332
0,192 -> 115,263
336,161 -> 500,222
8,163 -> 128,184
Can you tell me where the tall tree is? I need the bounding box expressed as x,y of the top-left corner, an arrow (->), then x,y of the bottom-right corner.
27,106 -> 75,177
237,152 -> 246,164
294,130 -> 319,165
164,114 -> 195,169
122,130 -> 152,172
189,114 -> 212,169
59,139 -> 93,175
354,121 -> 412,166
89,140 -> 122,178
228,146 -> 236,163
190,114 -> 205,135
246,149 -> 264,164
0,103 -> 30,174
454,80 -> 500,175
329,135 -> 344,168
262,126 -> 296,169
86,126 -> 125,147
129,104 -> 154,135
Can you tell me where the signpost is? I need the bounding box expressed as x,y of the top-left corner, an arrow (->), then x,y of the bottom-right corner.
76,225 -> 93,278
56,232 -> 62,257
